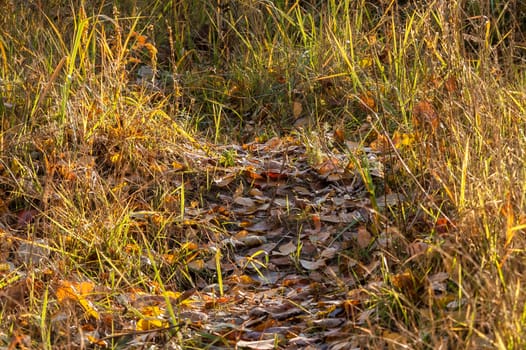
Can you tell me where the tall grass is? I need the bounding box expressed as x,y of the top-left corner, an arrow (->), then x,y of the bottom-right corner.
0,0 -> 525,348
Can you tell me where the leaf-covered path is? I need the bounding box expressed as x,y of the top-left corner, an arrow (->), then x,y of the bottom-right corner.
0,133 -> 458,349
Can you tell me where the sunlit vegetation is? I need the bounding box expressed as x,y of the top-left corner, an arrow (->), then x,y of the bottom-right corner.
0,0 -> 525,348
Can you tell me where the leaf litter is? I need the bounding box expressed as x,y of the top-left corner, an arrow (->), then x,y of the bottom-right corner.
0,129 -> 459,349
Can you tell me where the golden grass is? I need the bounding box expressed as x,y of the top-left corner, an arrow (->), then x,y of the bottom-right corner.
1,0 -> 525,348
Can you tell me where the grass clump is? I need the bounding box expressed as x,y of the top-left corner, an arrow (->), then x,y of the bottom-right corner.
0,0 -> 526,348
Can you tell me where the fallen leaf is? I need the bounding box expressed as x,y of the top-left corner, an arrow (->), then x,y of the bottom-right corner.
312,214 -> 321,232
319,247 -> 338,260
370,134 -> 390,153
239,235 -> 267,248
358,91 -> 376,111
316,157 -> 341,176
234,197 -> 256,207
244,220 -> 275,233
17,239 -> 50,265
391,270 -> 416,291
214,172 -> 237,187
136,318 -> 169,331
312,318 -> 345,328
412,100 -> 439,133
300,258 -> 326,270
276,241 -> 297,256
382,330 -> 409,349
356,226 -> 371,248
392,131 -> 415,148
56,280 -> 99,320
444,75 -> 458,93
407,240 -> 429,258
334,127 -> 345,143
292,100 -> 303,119
17,209 -> 38,226
236,339 -> 277,349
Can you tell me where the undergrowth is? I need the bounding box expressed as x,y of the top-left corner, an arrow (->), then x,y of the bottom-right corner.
1,0 -> 525,349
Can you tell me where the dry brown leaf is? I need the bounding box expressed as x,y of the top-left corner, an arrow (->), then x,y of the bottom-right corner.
321,210 -> 364,224
312,318 -> 345,328
239,235 -> 267,248
187,259 -> 205,271
213,172 -> 236,187
237,339 -> 277,349
382,330 -> 409,349
370,134 -> 390,153
412,100 -> 439,133
356,226 -> 371,248
444,75 -> 458,93
245,220 -> 275,232
316,157 -> 340,176
277,241 -> 297,256
292,100 -> 303,119
407,240 -> 429,258
234,197 -> 256,207
319,247 -> 338,260
300,258 -> 326,270
0,278 -> 30,310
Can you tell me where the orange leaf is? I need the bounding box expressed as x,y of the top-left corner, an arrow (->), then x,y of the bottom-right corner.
370,134 -> 390,153
316,157 -> 340,176
172,161 -> 185,171
333,127 -> 345,143
358,91 -> 376,111
262,171 -> 287,180
444,75 -> 458,93
87,335 -> 108,347
244,168 -> 264,180
312,214 -> 321,232
412,100 -> 439,133
391,270 -> 420,301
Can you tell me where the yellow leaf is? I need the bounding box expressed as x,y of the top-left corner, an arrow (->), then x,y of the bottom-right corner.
392,131 -> 415,148
125,243 -> 140,254
391,269 -> 415,290
56,281 -> 95,303
141,306 -> 163,317
110,153 -> 121,163
144,43 -> 158,58
77,281 -> 95,295
136,318 -> 169,331
87,335 -> 107,347
359,57 -> 372,68
78,295 -> 100,320
172,161 -> 185,171
56,281 -> 99,319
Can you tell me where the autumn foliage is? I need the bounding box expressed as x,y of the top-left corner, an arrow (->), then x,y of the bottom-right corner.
0,1 -> 526,349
